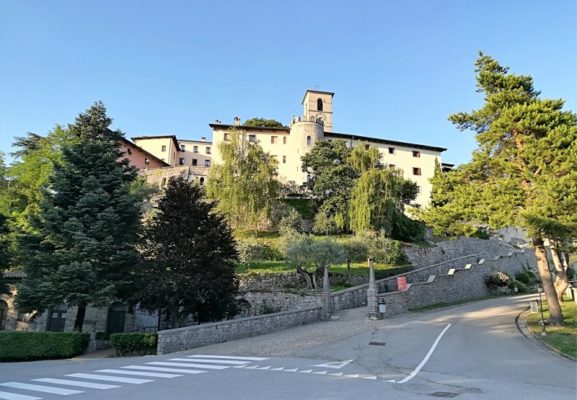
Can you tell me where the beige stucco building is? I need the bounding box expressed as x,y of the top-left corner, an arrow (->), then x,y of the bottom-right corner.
210,90 -> 447,207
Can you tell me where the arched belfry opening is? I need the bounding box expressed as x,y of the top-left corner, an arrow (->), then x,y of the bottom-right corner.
317,98 -> 323,111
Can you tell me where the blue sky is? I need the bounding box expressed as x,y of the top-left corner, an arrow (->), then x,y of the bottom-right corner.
1,0 -> 575,166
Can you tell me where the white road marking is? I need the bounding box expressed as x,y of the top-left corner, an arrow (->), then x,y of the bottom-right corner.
298,370 -> 313,374
313,371 -> 327,375
313,359 -> 354,369
396,323 -> 452,384
121,366 -> 206,375
329,372 -> 343,377
147,362 -> 228,370
66,373 -> 151,384
189,355 -> 268,361
95,369 -> 182,378
33,378 -> 119,389
0,392 -> 41,400
233,365 -> 247,369
177,358 -> 249,365
345,374 -> 360,378
284,368 -> 298,372
257,366 -> 271,370
243,365 -> 258,370
270,367 -> 284,371
361,375 -> 378,380
0,382 -> 83,395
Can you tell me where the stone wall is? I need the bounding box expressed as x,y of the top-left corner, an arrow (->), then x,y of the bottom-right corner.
238,272 -> 306,291
240,290 -> 322,316
403,237 -> 517,268
157,306 -> 323,354
376,249 -> 536,317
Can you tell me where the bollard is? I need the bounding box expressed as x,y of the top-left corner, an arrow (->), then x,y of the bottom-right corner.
529,300 -> 539,314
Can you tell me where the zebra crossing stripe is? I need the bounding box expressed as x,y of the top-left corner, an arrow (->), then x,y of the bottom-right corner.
298,370 -> 313,374
147,362 -> 228,370
66,373 -> 151,384
95,369 -> 182,378
33,378 -> 119,389
270,367 -> 284,371
189,355 -> 268,361
313,371 -> 327,375
121,366 -> 206,375
0,382 -> 83,395
0,392 -> 41,400
175,358 -> 249,365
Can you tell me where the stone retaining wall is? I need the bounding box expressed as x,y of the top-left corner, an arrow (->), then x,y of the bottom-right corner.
240,290 -> 322,316
157,307 -> 323,354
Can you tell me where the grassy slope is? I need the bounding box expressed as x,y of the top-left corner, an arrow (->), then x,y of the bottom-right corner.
526,296 -> 577,358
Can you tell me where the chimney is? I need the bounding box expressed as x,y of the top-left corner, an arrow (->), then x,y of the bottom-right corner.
201,137 -> 206,142
233,116 -> 241,126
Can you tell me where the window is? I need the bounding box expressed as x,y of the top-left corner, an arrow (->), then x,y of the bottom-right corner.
180,144 -> 186,151
413,150 -> 421,158
161,177 -> 167,186
144,158 -> 150,165
161,145 -> 167,152
224,133 -> 230,141
179,158 -> 185,165
127,148 -> 132,155
283,136 -> 287,144
205,160 -> 211,167
389,164 -> 396,169
206,147 -> 211,154
306,136 -> 312,146
413,167 -> 422,176
282,155 -> 286,164
248,135 -> 256,143
199,177 -> 205,185
193,146 -> 199,153
271,136 -> 277,144
388,147 -> 395,154
317,98 -> 323,111
416,185 -> 421,193
192,159 -> 197,166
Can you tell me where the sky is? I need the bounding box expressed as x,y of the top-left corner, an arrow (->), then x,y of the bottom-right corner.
1,0 -> 575,167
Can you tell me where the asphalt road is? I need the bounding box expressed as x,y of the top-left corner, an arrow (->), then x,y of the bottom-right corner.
0,295 -> 575,400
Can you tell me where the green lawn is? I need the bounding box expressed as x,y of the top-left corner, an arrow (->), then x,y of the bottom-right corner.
526,296 -> 577,359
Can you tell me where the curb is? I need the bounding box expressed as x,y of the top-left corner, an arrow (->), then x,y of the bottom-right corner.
515,307 -> 577,362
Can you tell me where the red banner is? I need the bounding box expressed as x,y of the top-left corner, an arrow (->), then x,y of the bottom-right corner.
397,276 -> 407,291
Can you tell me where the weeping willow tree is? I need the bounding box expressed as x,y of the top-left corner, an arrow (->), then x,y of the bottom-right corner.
349,144 -> 419,236
206,130 -> 279,231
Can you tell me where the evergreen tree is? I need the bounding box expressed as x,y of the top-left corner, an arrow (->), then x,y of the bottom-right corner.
16,102 -> 143,331
0,214 -> 9,294
130,177 -> 239,327
206,130 -> 279,231
421,53 -> 577,325
301,140 -> 357,232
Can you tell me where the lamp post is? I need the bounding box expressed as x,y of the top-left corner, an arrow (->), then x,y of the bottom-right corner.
538,287 -> 547,336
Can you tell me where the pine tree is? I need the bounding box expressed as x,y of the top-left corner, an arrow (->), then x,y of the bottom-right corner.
0,214 -> 9,294
16,102 -> 143,331
422,53 -> 577,326
129,177 -> 239,327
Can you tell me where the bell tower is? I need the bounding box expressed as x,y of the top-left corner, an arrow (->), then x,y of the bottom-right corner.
302,89 -> 334,132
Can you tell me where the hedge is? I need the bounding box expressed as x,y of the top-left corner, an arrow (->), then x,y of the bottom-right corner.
110,333 -> 157,356
0,331 -> 89,362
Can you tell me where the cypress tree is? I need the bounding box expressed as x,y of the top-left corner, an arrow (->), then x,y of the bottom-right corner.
17,102 -> 142,331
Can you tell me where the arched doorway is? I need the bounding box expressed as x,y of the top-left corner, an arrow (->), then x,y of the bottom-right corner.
46,303 -> 67,332
107,302 -> 128,334
0,300 -> 7,330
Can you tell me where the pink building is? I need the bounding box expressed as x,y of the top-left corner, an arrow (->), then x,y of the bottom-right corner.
119,138 -> 169,170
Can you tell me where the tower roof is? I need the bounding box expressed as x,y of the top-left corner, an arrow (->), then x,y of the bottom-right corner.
302,89 -> 334,104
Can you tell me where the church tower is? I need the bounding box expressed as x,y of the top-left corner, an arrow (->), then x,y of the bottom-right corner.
302,90 -> 334,132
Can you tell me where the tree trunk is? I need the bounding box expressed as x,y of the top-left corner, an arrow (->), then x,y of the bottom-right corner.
297,267 -> 316,289
549,240 -> 569,302
74,303 -> 87,332
533,236 -> 564,326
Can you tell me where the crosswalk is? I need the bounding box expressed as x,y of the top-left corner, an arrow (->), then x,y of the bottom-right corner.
0,354 -> 379,399
0,355 -> 268,400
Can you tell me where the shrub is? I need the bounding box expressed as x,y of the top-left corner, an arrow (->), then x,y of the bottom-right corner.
278,208 -> 304,234
110,333 -> 157,356
341,239 -> 369,263
237,238 -> 282,263
313,212 -> 338,235
485,271 -> 511,288
0,331 -> 89,362
509,279 -> 529,293
356,231 -> 408,265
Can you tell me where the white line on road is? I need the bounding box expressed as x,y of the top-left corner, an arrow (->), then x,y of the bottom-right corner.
66,373 -> 151,384
0,391 -> 41,400
0,382 -> 83,395
189,355 -> 269,361
95,369 -> 182,378
147,362 -> 228,370
171,358 -> 248,365
396,323 -> 452,384
121,366 -> 206,375
33,378 -> 119,389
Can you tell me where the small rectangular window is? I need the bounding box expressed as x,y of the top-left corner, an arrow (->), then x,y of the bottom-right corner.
192,159 -> 197,166
413,150 -> 421,158
206,147 -> 211,154
413,167 -> 422,176
224,133 -> 230,141
282,155 -> 286,164
389,164 -> 395,169
388,147 -> 395,154
283,136 -> 287,144
180,144 -> 186,151
193,146 -> 199,153
179,158 -> 185,165
271,136 -> 277,144
161,177 -> 167,186
205,160 -> 211,167
161,145 -> 167,152
248,135 -> 256,143
144,158 -> 150,165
